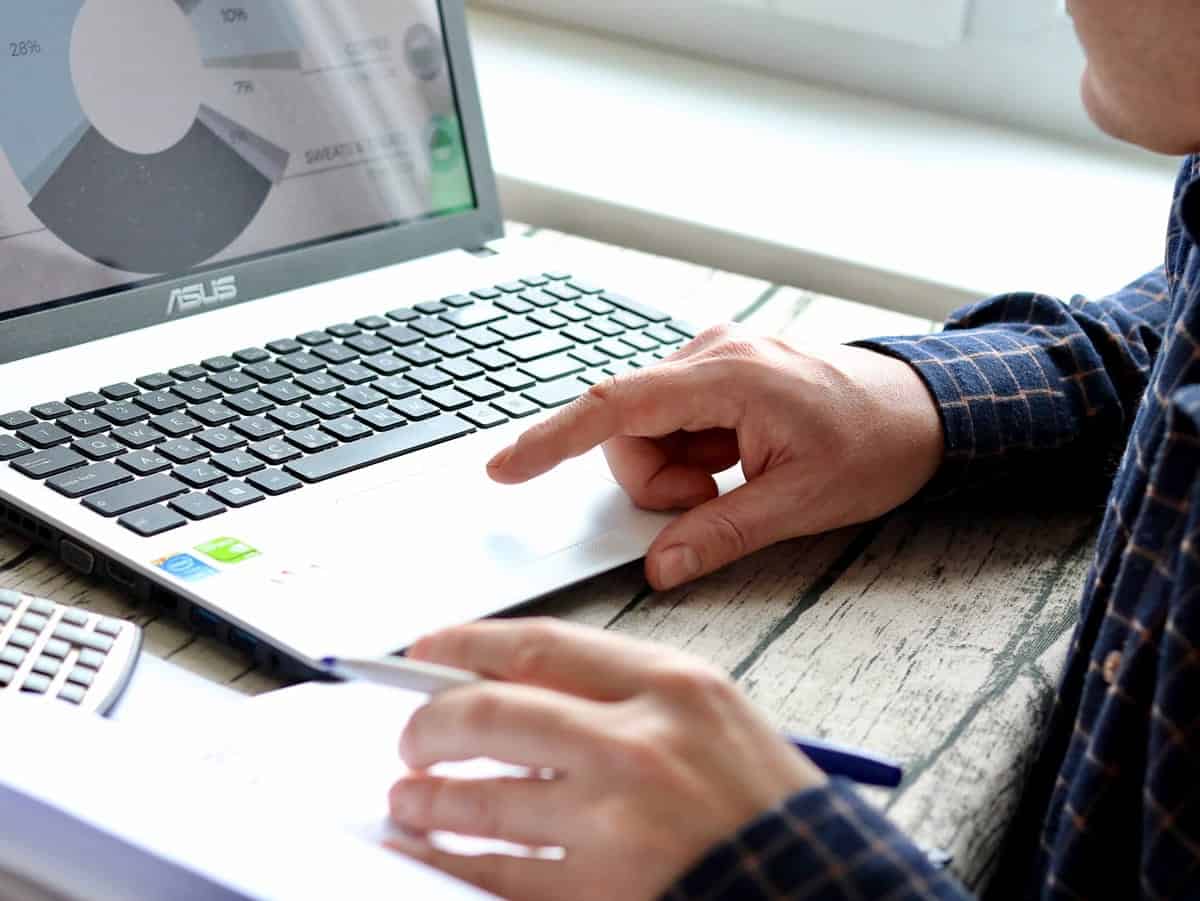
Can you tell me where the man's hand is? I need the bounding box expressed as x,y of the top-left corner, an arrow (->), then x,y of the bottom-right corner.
387,618 -> 826,901
488,326 -> 944,589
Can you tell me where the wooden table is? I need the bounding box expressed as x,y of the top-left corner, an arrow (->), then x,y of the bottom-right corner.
0,226 -> 1098,895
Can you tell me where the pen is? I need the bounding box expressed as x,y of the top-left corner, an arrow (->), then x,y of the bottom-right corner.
321,655 -> 904,789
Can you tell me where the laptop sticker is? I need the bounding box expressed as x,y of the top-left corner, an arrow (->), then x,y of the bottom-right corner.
196,537 -> 261,565
155,553 -> 219,582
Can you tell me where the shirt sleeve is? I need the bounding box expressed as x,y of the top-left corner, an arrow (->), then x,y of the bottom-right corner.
851,267 -> 1170,502
661,779 -> 972,901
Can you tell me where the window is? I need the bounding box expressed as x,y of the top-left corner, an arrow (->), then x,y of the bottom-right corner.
473,0 -> 1097,146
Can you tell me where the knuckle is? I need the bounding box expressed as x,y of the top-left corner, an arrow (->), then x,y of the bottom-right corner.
652,662 -> 736,706
695,323 -> 737,345
460,686 -> 505,734
705,508 -> 751,559
507,619 -> 562,681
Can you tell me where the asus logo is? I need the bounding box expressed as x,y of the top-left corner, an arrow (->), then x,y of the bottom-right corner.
166,276 -> 238,316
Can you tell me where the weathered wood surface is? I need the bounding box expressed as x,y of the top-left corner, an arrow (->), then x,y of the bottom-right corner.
0,224 -> 1095,892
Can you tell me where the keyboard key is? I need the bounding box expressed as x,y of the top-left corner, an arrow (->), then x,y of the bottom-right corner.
488,369 -> 536,392
150,412 -> 199,437
248,469 -> 303,496
100,382 -> 139,400
266,338 -> 303,355
208,371 -> 258,394
567,280 -> 604,295
373,377 -> 421,400
17,423 -> 71,448
578,296 -> 615,316
209,480 -> 265,508
279,352 -> 325,374
72,435 -> 125,460
380,325 -> 423,346
554,303 -> 592,323
665,319 -> 698,339
601,293 -> 671,323
523,354 -> 586,382
411,317 -> 454,339
190,403 -> 238,427
460,406 -> 509,429
386,307 -> 419,322
501,332 -> 573,362
525,379 -> 587,408
414,301 -> 448,315
427,336 -> 473,358
0,435 -> 33,460
196,428 -> 245,453
323,417 -> 373,442
345,334 -> 391,356
495,282 -> 526,294
442,293 -> 475,307
522,289 -> 560,309
441,303 -> 507,329
287,428 -> 337,453
296,372 -> 345,395
117,451 -> 172,476
492,317 -> 540,341
395,345 -> 442,368
97,402 -> 146,426
621,332 -> 660,353
356,315 -> 390,330
542,284 -> 581,303
67,391 -> 108,409
136,391 -> 186,415
170,492 -> 227,521
232,417 -> 282,441
47,463 -> 132,498
338,387 -> 386,409
425,387 -> 473,411
493,396 -> 541,419
226,392 -> 275,416
244,361 -> 291,383
169,364 -> 207,381
470,287 -> 502,300
520,274 -> 550,288
171,381 -> 223,405
268,407 -> 319,430
328,362 -> 377,385
211,451 -> 264,477
470,348 -> 514,371
174,462 -> 227,488
326,323 -> 360,339
233,347 -> 270,364
495,295 -> 534,315
357,407 -> 406,431
598,339 -> 636,360
361,355 -> 409,377
202,356 -> 239,373
58,413 -> 109,436
112,424 -> 165,448
158,440 -> 208,464
563,324 -> 604,345
249,439 -> 301,465
260,382 -> 310,405
611,310 -> 650,331
119,505 -> 186,537
439,358 -> 485,381
297,330 -> 332,347
406,367 -> 454,390
460,327 -> 505,349
304,397 -> 353,419
286,415 -> 474,483
83,475 -> 187,516
32,401 -> 72,419
0,411 -> 37,430
392,397 -> 439,421
458,378 -> 505,402
12,447 -> 86,478
313,344 -> 358,366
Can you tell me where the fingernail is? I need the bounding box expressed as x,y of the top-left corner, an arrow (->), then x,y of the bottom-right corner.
656,545 -> 701,588
488,447 -> 513,471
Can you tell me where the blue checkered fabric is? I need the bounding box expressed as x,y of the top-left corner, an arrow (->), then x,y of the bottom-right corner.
665,155 -> 1200,900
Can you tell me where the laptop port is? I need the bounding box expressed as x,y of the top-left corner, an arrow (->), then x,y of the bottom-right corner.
106,560 -> 137,590
189,605 -> 222,635
229,627 -> 259,658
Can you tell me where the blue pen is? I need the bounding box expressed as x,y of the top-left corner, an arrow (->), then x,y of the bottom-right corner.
321,656 -> 904,789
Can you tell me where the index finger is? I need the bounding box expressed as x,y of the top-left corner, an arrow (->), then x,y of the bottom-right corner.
409,618 -> 696,701
487,361 -> 736,484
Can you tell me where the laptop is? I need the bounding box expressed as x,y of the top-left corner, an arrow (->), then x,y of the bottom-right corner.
0,0 -> 697,674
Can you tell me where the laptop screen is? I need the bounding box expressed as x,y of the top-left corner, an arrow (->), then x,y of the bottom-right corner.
0,0 -> 476,324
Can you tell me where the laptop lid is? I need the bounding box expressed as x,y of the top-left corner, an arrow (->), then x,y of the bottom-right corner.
0,0 -> 502,365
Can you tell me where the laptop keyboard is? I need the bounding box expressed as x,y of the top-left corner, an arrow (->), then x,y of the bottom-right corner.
0,274 -> 696,539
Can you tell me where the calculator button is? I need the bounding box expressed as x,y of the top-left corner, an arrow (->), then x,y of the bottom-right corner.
77,649 -> 106,670
53,623 -> 114,652
66,667 -> 95,688
10,629 -> 38,650
61,609 -> 88,626
0,609 -> 9,625
58,684 -> 86,704
22,673 -> 51,694
32,656 -> 61,678
27,599 -> 54,616
0,590 -> 17,608
95,619 -> 124,638
41,639 -> 70,660
20,612 -> 49,632
0,647 -> 25,667
0,664 -> 15,686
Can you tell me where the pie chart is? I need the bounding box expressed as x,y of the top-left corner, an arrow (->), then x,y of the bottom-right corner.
0,0 -> 294,274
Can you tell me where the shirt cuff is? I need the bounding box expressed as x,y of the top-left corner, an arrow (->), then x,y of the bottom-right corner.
662,779 -> 969,901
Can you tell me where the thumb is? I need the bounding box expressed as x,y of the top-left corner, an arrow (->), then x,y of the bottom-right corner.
645,470 -> 800,590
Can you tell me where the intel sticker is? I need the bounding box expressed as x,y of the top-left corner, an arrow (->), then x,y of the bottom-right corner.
156,553 -> 219,582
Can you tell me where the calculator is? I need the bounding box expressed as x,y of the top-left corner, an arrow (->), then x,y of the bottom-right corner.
0,590 -> 141,715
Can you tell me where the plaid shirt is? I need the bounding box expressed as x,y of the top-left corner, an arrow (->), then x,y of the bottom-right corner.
666,154 -> 1200,900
